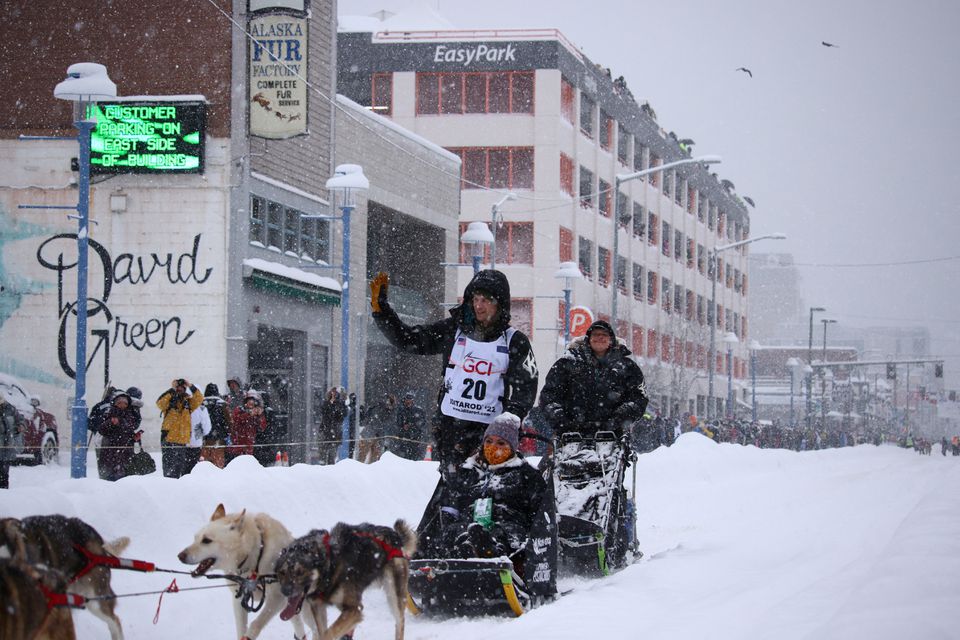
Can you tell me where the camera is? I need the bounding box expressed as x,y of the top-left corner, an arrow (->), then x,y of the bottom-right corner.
176,379 -> 186,387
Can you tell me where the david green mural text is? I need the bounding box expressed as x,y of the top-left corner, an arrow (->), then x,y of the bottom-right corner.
35,234 -> 212,381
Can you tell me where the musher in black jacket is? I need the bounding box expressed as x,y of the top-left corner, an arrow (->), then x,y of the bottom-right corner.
436,413 -> 547,560
370,269 -> 538,474
539,320 -> 648,438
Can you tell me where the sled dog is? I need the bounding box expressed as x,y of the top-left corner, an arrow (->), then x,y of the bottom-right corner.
0,559 -> 76,640
178,503 -> 307,640
274,520 -> 417,640
0,515 -> 129,640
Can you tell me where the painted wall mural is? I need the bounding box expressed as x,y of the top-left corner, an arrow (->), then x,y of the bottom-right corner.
33,232 -> 213,385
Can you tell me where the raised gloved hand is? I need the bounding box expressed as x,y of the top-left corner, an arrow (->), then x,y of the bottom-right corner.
370,272 -> 389,313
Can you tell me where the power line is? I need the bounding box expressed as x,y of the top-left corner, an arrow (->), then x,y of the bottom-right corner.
748,254 -> 960,268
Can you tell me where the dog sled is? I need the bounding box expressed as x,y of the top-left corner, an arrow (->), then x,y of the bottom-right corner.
554,430 -> 638,576
407,453 -> 558,617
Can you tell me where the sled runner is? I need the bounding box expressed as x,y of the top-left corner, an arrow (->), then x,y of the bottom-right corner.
554,431 -> 637,575
407,453 -> 558,617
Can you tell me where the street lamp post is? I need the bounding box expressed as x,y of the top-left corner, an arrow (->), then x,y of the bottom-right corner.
806,307 -> 826,429
803,364 -> 814,429
786,357 -> 801,427
821,318 -> 837,362
749,339 -> 760,422
611,155 -> 722,326
325,164 -> 368,461
821,368 -> 834,426
460,222 -> 495,274
706,233 -> 786,418
489,192 -> 516,270
461,221 -> 495,274
554,261 -> 583,345
50,63 -> 116,478
724,332 -> 739,418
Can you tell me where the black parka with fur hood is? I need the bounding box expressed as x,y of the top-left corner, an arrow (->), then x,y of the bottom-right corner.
539,333 -> 648,436
372,269 -> 538,422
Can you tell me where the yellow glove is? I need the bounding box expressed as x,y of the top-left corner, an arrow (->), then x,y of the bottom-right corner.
370,272 -> 389,313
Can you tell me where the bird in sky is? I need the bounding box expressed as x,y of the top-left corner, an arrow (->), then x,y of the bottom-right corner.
822,41 -> 839,48
735,67 -> 753,77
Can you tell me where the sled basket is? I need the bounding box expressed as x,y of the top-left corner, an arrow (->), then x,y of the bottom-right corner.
408,558 -> 530,617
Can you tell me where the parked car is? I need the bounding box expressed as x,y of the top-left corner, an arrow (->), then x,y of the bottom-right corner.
0,374 -> 59,465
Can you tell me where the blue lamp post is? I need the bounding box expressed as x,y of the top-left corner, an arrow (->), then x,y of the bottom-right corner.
554,261 -> 583,345
325,164 -> 368,461
53,63 -> 117,478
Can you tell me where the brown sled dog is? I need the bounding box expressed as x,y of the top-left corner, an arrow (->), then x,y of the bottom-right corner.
0,515 -> 129,640
0,559 -> 76,640
274,520 -> 417,640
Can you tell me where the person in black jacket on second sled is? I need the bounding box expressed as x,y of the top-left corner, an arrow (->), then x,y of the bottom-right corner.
539,320 -> 648,438
370,269 -> 538,475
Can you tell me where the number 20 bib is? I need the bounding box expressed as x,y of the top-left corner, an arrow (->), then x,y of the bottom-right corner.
440,328 -> 515,423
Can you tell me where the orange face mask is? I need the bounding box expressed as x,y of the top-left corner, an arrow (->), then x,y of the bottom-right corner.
483,440 -> 513,465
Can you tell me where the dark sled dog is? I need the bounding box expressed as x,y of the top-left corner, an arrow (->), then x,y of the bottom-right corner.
0,515 -> 129,640
0,559 -> 76,640
274,520 -> 417,640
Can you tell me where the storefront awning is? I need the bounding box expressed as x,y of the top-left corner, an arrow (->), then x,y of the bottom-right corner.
242,258 -> 341,306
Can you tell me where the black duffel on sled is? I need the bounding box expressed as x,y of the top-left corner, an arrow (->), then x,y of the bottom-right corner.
407,453 -> 558,617
554,430 -> 638,576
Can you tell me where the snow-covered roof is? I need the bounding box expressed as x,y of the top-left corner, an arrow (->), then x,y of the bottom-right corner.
106,95 -> 207,103
242,258 -> 341,292
336,94 -> 461,164
251,171 -> 330,205
338,1 -> 456,32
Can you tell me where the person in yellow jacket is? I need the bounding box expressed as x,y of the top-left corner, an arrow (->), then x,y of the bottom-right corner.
156,378 -> 204,478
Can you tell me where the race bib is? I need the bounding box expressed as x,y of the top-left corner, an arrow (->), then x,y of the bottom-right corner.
440,329 -> 514,423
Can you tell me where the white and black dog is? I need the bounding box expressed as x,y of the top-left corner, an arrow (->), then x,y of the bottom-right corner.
178,504 -> 308,640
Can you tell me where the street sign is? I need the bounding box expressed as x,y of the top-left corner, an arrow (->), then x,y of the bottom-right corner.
568,306 -> 594,337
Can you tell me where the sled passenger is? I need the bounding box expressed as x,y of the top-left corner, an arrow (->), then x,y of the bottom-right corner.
539,320 -> 648,439
370,269 -> 538,474
437,413 -> 546,561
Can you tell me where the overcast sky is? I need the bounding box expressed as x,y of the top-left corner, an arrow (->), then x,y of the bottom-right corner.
339,0 -> 960,382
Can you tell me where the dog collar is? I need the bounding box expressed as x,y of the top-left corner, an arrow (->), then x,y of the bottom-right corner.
238,522 -> 266,577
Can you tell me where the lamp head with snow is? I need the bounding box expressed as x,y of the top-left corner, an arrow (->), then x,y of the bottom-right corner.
325,164 -> 369,208
554,261 -> 583,281
723,332 -> 740,345
461,221 -> 494,246
54,62 -> 117,122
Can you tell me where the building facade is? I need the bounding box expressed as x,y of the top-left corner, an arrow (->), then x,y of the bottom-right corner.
0,1 -> 459,463
337,25 -> 753,417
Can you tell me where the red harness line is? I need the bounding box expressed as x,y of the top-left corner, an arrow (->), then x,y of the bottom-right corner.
71,543 -> 156,584
352,531 -> 407,561
35,582 -> 86,610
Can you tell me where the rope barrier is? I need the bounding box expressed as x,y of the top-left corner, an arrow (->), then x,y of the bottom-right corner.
29,433 -> 437,453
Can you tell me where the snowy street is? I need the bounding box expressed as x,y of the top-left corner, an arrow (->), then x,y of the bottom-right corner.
5,435 -> 959,639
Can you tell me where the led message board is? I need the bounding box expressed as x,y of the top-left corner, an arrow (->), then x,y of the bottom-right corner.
90,101 -> 206,174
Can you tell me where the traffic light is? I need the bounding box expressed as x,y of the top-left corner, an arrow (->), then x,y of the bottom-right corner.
935,362 -> 944,378
886,363 -> 896,380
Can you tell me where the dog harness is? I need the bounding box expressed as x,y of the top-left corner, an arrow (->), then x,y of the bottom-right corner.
306,531 -> 406,602
353,531 -> 407,561
71,543 -> 156,583
36,581 -> 86,609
